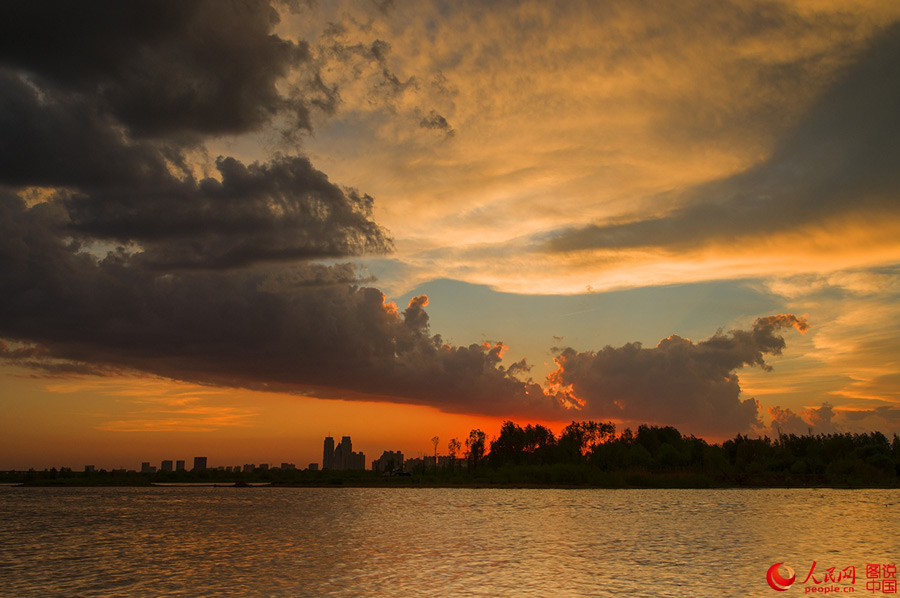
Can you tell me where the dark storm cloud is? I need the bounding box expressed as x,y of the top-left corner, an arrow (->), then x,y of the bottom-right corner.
68,155 -> 392,269
0,0 -> 309,138
0,68 -> 391,268
0,0 -> 392,268
546,24 -> 900,254
547,315 -> 809,435
0,69 -> 174,189
0,189 -> 544,415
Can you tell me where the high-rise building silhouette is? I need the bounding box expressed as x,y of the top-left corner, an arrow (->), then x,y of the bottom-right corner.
322,435 -> 365,470
193,456 -> 207,471
323,436 -> 335,470
334,436 -> 351,469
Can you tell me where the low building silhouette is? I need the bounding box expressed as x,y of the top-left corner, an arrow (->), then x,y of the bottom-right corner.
372,450 -> 404,473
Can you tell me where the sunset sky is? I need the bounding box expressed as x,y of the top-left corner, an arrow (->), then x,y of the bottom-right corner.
2,0 -> 899,470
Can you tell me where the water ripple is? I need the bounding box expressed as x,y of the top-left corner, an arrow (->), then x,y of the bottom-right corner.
1,487 -> 897,597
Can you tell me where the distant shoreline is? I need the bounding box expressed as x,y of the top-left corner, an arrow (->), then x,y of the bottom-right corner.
5,422 -> 899,490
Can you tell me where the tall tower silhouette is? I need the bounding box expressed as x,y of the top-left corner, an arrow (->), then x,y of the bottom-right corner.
323,436 -> 334,470
339,436 -> 352,469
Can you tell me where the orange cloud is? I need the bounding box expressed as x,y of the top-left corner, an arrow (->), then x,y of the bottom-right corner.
95,407 -> 257,433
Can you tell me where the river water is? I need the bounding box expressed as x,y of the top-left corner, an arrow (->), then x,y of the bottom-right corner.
1,487 -> 897,597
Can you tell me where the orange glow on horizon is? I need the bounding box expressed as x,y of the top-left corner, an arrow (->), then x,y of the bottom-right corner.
2,365 -> 660,471
0,366 -> 547,470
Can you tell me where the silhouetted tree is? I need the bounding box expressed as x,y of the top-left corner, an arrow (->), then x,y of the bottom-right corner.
466,429 -> 487,470
557,420 -> 616,463
634,425 -> 685,470
524,424 -> 557,464
448,437 -> 462,471
490,421 -> 526,467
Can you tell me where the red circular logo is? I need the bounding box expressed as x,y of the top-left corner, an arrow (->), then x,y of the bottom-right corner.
767,562 -> 796,591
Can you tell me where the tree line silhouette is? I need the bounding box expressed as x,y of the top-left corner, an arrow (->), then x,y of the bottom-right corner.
455,420 -> 900,487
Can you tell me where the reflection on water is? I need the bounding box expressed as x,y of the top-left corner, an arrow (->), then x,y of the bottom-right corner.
1,488 -> 897,597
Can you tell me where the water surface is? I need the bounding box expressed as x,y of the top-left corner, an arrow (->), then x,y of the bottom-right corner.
1,487 -> 897,597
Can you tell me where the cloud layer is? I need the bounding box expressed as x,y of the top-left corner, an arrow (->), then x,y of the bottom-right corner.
0,189 -> 544,415
289,1 -> 900,296
0,1 -> 835,437
547,316 -> 809,435
545,23 -> 900,257
0,181 -> 805,433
